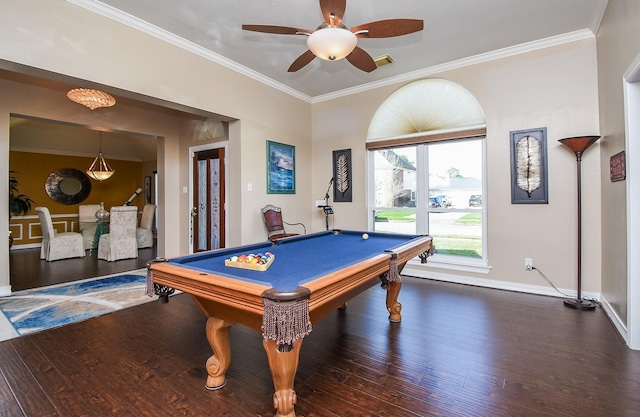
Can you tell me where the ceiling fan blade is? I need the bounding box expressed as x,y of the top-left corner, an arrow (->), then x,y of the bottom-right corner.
351,19 -> 424,38
288,50 -> 316,72
242,24 -> 312,35
320,0 -> 346,26
346,46 -> 377,73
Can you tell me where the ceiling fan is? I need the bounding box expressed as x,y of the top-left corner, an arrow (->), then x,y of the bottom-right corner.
242,0 -> 423,73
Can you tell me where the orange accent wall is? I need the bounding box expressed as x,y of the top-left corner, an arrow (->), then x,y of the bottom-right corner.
10,151 -> 151,247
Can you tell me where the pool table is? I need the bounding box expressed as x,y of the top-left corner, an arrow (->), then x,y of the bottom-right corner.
148,229 -> 433,417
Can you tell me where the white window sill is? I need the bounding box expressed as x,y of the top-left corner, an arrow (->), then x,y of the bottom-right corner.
404,254 -> 492,275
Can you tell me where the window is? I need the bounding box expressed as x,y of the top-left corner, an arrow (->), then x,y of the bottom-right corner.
366,78 -> 487,266
369,137 -> 486,262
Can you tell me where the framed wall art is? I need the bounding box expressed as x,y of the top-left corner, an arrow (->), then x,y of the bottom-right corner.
267,140 -> 296,194
332,148 -> 352,202
610,150 -> 626,182
510,127 -> 549,204
144,176 -> 152,204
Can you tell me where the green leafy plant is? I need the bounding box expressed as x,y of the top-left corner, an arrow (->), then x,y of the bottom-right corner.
9,171 -> 34,219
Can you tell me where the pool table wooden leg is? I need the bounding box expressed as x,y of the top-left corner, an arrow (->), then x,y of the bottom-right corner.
263,338 -> 303,417
386,277 -> 403,322
204,316 -> 234,390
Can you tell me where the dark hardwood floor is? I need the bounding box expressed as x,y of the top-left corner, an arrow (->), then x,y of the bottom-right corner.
9,245 -> 157,291
1,275 -> 639,416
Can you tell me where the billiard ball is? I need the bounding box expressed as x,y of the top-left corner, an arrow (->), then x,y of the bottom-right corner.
362,233 -> 369,240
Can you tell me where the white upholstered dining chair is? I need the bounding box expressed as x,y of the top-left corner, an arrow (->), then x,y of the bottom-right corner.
36,207 -> 85,261
97,206 -> 138,261
136,204 -> 155,248
78,204 -> 101,250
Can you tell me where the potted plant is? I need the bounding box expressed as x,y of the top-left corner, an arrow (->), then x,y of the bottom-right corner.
9,170 -> 34,247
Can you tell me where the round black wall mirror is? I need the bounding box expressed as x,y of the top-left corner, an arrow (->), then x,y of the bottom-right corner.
45,168 -> 92,205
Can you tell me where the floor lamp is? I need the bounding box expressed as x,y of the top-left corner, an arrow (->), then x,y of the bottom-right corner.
558,135 -> 600,310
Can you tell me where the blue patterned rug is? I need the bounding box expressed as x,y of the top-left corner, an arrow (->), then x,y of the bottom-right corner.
0,271 -> 155,338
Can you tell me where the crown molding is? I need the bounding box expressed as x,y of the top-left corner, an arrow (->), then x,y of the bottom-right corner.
312,29 -> 596,103
590,0 -> 609,35
66,0 -> 313,103
67,1 -> 595,105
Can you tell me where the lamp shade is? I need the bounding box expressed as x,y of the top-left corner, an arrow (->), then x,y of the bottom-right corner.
558,136 -> 600,156
307,27 -> 357,61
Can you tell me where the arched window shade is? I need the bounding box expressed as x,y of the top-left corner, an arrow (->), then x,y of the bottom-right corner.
367,78 -> 486,150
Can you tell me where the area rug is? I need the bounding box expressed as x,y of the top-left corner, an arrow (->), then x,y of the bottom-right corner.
0,270 -> 156,337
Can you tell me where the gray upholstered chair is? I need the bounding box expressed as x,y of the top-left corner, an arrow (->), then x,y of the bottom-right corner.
136,204 -> 155,248
97,206 -> 138,261
261,204 -> 306,241
78,204 -> 101,251
36,207 -> 85,261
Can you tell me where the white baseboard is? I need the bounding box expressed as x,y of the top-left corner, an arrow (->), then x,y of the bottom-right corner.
402,264 -> 600,300
0,285 -> 12,297
599,294 -> 628,344
10,243 -> 40,251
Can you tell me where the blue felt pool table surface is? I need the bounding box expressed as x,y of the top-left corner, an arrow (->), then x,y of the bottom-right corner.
166,230 -> 423,291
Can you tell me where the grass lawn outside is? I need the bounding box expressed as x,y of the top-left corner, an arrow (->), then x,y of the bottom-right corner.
374,210 -> 482,258
432,235 -> 482,258
375,210 -> 416,222
455,212 -> 482,224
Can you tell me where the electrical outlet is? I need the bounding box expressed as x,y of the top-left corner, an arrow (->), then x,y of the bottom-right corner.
525,258 -> 533,270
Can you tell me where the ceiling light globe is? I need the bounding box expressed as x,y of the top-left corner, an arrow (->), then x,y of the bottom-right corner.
87,170 -> 115,181
307,27 -> 357,61
67,88 -> 116,110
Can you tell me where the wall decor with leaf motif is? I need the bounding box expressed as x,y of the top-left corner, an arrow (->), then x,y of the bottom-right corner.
332,149 -> 352,202
510,128 -> 548,204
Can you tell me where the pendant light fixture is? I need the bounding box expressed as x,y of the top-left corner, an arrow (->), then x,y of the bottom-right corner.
87,131 -> 115,181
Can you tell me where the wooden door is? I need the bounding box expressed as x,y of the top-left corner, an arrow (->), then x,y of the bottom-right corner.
192,148 -> 225,251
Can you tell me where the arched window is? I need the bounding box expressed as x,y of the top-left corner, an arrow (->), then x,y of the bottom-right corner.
367,78 -> 487,265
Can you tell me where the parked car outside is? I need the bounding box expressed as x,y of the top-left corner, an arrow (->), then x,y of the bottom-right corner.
435,194 -> 452,207
429,197 -> 441,208
469,194 -> 482,207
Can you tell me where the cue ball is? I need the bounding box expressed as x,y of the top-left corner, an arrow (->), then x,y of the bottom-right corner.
362,233 -> 369,240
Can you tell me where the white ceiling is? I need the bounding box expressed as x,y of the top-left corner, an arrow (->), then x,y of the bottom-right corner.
8,0 -> 609,160
72,0 -> 608,99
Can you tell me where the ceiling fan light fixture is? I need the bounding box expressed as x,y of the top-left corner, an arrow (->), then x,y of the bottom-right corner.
307,27 -> 357,61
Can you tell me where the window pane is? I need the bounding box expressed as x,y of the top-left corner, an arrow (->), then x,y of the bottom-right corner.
369,138 -> 485,261
428,212 -> 482,258
428,140 -> 482,210
373,147 -> 417,209
373,209 -> 416,234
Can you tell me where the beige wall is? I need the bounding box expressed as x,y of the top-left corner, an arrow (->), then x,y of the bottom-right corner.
596,1 -> 640,325
312,39 -> 602,295
1,0 -> 633,333
0,0 -> 311,294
